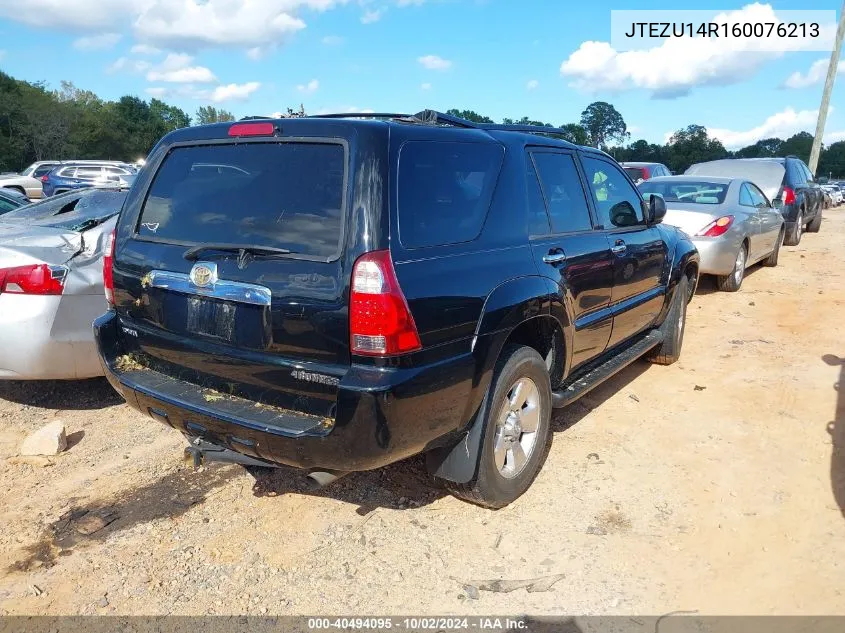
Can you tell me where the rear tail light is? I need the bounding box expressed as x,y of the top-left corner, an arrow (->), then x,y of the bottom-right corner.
40,174 -> 49,182
0,264 -> 67,295
697,215 -> 735,237
350,250 -> 421,356
228,122 -> 275,137
782,186 -> 796,206
103,229 -> 116,306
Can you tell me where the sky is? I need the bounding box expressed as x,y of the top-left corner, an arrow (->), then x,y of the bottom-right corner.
0,0 -> 843,150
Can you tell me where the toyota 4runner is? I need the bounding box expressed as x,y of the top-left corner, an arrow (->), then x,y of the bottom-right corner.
95,110 -> 699,508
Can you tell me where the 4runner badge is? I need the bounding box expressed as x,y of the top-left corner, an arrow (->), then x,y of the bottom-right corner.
189,262 -> 218,288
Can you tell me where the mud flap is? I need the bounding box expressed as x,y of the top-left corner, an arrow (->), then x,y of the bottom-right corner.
425,408 -> 485,484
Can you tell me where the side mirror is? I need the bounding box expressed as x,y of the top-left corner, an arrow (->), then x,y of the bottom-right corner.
772,198 -> 784,210
645,193 -> 666,224
610,201 -> 640,227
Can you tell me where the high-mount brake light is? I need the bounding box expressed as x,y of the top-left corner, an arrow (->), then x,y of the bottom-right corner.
228,122 -> 275,137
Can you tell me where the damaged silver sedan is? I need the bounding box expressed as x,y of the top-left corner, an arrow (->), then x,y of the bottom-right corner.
0,189 -> 127,379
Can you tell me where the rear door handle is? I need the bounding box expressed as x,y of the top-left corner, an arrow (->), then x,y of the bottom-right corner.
611,240 -> 627,255
543,250 -> 567,265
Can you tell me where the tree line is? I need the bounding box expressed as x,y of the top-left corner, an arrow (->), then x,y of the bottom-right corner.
1,71 -> 843,178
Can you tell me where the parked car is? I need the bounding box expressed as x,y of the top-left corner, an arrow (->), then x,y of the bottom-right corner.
0,189 -> 28,216
94,111 -> 698,508
20,161 -> 62,179
42,163 -> 137,197
686,156 -> 823,246
0,188 -> 128,380
639,176 -> 784,292
0,173 -> 43,199
822,184 -> 843,206
620,162 -> 672,183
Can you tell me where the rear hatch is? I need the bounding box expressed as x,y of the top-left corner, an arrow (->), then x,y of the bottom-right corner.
685,159 -> 785,202
112,126 -> 363,419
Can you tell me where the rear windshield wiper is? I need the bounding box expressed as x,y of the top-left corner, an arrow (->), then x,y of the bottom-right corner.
183,244 -> 293,261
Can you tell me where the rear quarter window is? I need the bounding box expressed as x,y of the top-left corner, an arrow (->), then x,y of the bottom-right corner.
137,142 -> 346,259
398,141 -> 504,248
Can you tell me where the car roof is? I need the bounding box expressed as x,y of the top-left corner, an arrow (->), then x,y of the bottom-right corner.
646,175 -> 735,184
156,110 -> 611,158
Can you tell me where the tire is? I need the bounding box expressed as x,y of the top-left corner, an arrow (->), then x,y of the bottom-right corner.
784,210 -> 803,246
806,209 -> 822,233
648,274 -> 688,366
762,228 -> 784,267
445,345 -> 552,509
716,243 -> 747,292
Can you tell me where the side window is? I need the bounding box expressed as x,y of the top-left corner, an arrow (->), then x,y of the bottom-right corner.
800,161 -> 814,183
75,167 -> 102,179
526,156 -> 551,235
58,167 -> 76,178
739,184 -> 755,206
531,152 -> 593,234
747,183 -> 769,207
398,141 -> 504,249
0,198 -> 17,213
581,156 -> 644,229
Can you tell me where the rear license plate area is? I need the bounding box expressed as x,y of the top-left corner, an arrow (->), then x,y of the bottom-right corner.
186,296 -> 237,341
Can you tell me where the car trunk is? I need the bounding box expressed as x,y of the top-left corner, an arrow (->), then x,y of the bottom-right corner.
661,204 -> 720,236
112,133 -> 360,419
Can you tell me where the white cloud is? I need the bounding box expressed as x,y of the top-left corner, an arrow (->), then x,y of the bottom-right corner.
361,8 -> 384,24
526,79 -> 539,91
210,82 -> 261,102
296,79 -> 320,94
246,47 -> 268,60
784,57 -> 844,89
73,33 -> 121,51
145,53 -> 216,83
825,130 -> 845,144
421,82 -> 432,90
418,54 -> 452,71
133,0 -> 328,50
0,0 -> 127,30
131,43 -> 160,55
321,35 -> 344,45
561,3 -> 838,98
705,106 -> 823,149
145,87 -> 169,98
107,56 -> 151,74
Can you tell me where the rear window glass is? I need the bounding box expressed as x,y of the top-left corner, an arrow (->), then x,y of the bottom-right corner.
639,180 -> 729,204
398,141 -> 504,248
138,142 -> 346,259
624,167 -> 646,181
33,165 -> 56,177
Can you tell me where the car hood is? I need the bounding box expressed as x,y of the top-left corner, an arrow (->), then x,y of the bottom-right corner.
685,160 -> 785,202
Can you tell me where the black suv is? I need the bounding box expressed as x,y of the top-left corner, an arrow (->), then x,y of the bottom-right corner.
94,111 -> 699,508
746,156 -> 824,246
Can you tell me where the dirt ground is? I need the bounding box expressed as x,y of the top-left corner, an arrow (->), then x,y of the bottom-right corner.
1,209 -> 844,617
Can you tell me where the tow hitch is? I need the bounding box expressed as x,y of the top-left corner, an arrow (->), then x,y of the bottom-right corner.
183,437 -> 279,469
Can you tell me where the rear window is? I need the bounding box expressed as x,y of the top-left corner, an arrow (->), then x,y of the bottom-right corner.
32,165 -> 56,178
624,167 -> 646,181
398,141 -> 504,248
639,180 -> 729,204
137,142 -> 346,259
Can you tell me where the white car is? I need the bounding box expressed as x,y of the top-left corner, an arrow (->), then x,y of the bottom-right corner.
0,173 -> 43,199
823,185 -> 843,205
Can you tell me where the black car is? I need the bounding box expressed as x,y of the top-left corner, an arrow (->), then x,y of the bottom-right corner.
747,156 -> 824,245
94,111 -> 699,508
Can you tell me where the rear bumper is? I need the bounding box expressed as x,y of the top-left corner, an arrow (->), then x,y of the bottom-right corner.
0,294 -> 103,380
94,310 -> 475,471
689,236 -> 739,276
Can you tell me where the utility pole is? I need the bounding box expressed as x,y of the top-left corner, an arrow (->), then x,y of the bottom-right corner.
809,0 -> 845,174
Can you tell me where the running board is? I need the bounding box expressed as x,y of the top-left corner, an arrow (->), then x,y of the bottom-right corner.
551,330 -> 664,409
